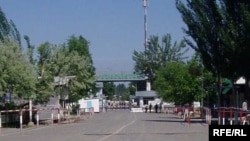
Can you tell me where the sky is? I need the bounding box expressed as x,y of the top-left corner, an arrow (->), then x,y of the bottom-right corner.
0,0 -> 194,74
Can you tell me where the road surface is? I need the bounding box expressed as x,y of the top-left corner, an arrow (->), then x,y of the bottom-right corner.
0,110 -> 209,141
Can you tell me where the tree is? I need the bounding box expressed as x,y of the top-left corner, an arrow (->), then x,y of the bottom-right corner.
66,35 -> 97,97
133,34 -> 189,90
154,61 -> 194,105
24,35 -> 36,65
36,39 -> 96,103
103,82 -> 115,100
133,34 -> 188,74
67,35 -> 91,57
115,84 -> 126,96
36,42 -> 55,103
0,7 -> 21,45
0,40 -> 37,103
176,0 -> 232,77
176,0 -> 250,106
66,35 -> 96,101
50,46 -> 95,102
186,53 -> 218,107
153,54 -> 217,106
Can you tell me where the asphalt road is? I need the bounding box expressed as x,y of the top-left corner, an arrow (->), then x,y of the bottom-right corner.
0,110 -> 209,141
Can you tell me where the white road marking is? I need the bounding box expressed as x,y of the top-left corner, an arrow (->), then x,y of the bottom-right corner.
97,113 -> 137,141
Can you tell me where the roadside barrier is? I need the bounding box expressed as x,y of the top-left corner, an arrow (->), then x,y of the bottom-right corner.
0,107 -> 97,133
203,107 -> 211,125
216,107 -> 250,125
78,107 -> 94,119
35,108 -> 61,126
182,107 -> 212,125
0,107 -> 62,133
0,109 -> 28,132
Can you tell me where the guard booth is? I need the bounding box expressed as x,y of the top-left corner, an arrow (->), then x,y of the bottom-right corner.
134,91 -> 158,107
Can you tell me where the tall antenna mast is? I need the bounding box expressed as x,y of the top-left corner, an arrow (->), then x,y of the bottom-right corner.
143,0 -> 148,51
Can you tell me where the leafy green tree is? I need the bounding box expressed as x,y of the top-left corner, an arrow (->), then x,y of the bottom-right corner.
0,40 -> 37,103
67,35 -> 91,56
186,53 -> 218,107
65,35 -> 96,101
127,82 -> 137,95
154,61 -> 194,105
115,83 -> 130,101
133,34 -> 189,90
133,34 -> 188,74
154,52 -> 217,106
175,0 -> 250,106
50,46 -> 95,102
103,82 -> 115,100
120,91 -> 130,101
36,42 -> 55,103
24,35 -> 36,65
0,7 -> 21,45
115,84 -> 126,96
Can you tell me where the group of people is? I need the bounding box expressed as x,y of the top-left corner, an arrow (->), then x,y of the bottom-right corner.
145,103 -> 162,113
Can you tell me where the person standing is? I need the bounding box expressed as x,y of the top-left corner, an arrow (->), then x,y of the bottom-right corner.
155,104 -> 158,113
145,105 -> 148,113
149,103 -> 152,113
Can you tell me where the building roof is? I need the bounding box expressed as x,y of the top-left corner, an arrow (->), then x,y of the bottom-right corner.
235,77 -> 245,84
135,91 -> 158,97
54,76 -> 75,86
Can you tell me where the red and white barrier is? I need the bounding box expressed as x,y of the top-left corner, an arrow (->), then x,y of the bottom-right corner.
35,107 -> 61,125
0,106 -> 96,133
216,107 -> 248,125
0,107 -> 62,133
0,109 -> 23,132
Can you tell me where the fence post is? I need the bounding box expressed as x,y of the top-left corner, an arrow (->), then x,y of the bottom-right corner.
222,108 -> 225,125
57,108 -> 60,124
205,108 -> 211,125
187,110 -> 190,125
36,110 -> 39,127
51,110 -> 54,126
230,107 -> 233,125
240,109 -> 243,125
19,109 -> 23,130
218,108 -> 221,125
76,109 -> 80,122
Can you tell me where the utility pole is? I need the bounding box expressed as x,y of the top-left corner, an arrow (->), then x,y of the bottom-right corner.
143,0 -> 151,91
143,0 -> 148,51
